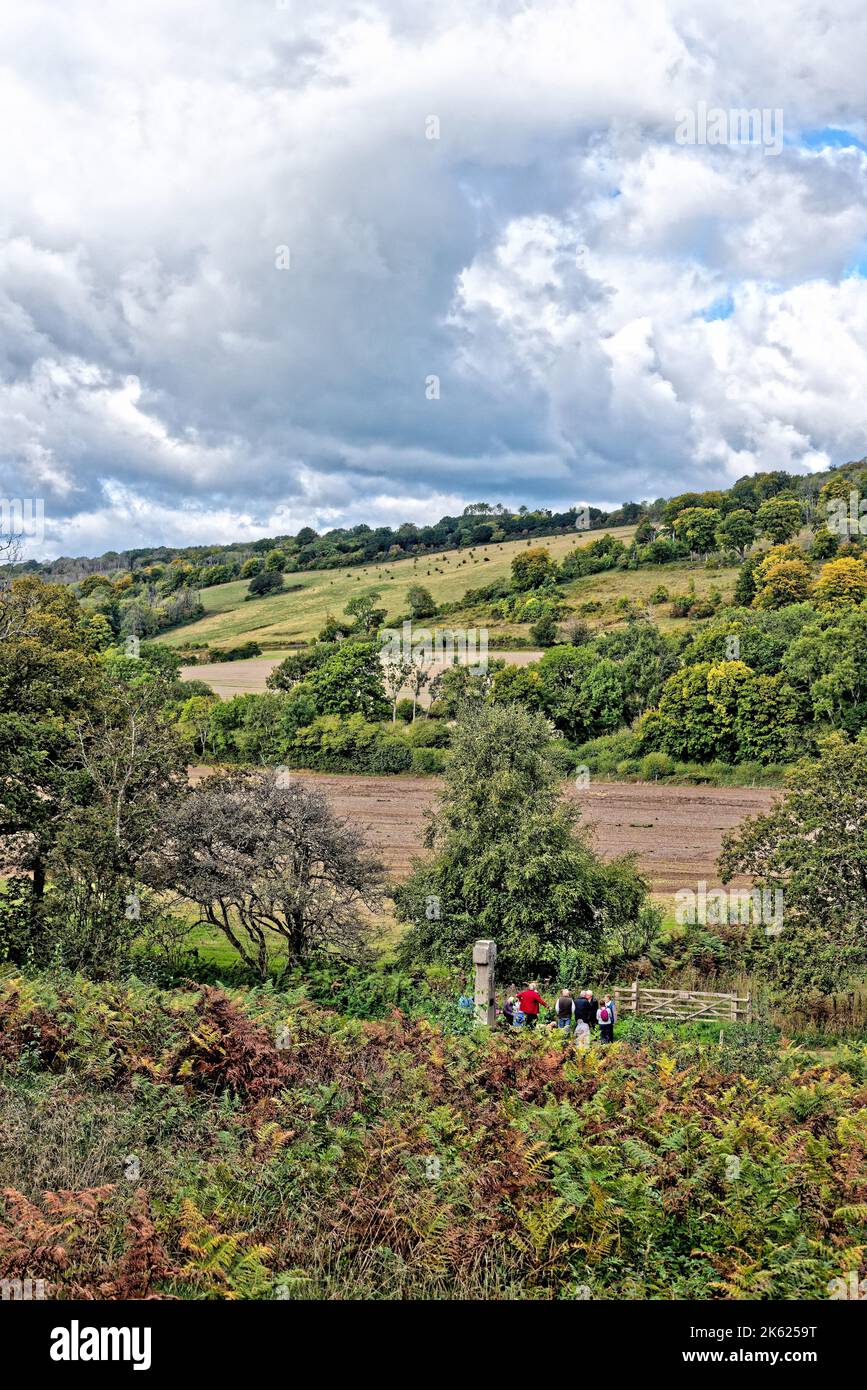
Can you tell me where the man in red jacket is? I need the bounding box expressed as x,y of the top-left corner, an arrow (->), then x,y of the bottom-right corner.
516,981 -> 547,1028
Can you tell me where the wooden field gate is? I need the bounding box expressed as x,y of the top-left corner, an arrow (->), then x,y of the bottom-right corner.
614,982 -> 752,1025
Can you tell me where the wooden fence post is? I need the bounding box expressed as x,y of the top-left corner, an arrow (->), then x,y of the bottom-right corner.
472,940 -> 497,1027
631,979 -> 639,1015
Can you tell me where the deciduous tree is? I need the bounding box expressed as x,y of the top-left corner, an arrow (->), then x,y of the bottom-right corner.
756,496 -> 803,545
719,733 -> 867,991
811,555 -> 867,609
147,772 -> 383,977
511,547 -> 557,591
395,703 -> 647,976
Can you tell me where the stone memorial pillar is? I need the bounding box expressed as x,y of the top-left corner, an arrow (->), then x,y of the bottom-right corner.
472,939 -> 497,1027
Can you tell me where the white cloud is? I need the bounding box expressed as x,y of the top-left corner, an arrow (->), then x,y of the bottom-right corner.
1,0 -> 866,556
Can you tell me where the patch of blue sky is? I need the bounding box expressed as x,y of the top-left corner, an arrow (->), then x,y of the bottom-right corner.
695,293 -> 735,321
843,254 -> 867,280
795,126 -> 867,154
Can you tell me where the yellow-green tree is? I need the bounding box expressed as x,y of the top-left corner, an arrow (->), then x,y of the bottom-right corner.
511,546 -> 557,590
671,507 -> 721,555
752,554 -> 811,609
811,555 -> 867,609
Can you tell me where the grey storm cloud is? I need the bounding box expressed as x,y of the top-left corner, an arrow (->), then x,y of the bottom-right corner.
1,0 -> 867,557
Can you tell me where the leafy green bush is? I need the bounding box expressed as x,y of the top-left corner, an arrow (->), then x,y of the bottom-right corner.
368,739 -> 413,774
411,747 -> 447,775
669,761 -> 714,783
572,729 -> 639,775
639,751 -> 674,780
246,570 -> 283,599
545,740 -> 582,776
403,719 -> 450,748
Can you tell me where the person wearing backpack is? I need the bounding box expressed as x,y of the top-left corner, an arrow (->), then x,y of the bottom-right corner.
598,994 -> 615,1043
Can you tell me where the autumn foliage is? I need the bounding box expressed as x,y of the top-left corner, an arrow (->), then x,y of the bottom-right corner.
0,972 -> 865,1300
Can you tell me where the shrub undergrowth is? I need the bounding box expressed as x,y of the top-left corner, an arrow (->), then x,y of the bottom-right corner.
0,971 -> 864,1300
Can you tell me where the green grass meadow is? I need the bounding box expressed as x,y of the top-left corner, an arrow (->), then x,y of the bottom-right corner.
155,524 -> 747,653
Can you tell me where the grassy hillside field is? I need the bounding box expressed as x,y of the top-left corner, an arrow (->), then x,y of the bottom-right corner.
157,526 -> 627,651
157,524 -> 741,653
129,519 -> 842,655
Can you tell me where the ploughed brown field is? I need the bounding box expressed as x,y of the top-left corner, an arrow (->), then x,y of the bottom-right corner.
180,651 -> 541,701
188,767 -> 777,899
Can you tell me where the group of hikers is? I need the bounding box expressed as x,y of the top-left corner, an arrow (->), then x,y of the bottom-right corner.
503,984 -> 616,1044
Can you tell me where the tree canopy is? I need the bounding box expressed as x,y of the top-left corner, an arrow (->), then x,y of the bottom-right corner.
146,770 -> 383,978
395,702 -> 649,976
719,733 -> 867,992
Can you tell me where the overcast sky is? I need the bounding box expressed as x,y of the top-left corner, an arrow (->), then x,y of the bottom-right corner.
2,0 -> 867,559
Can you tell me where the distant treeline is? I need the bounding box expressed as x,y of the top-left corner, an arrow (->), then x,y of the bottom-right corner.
9,457 -> 864,586
4,501 -> 613,584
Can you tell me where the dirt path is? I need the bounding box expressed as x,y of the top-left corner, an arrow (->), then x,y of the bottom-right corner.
188,768 -> 776,895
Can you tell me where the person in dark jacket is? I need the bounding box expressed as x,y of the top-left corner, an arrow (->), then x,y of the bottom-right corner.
573,989 -> 592,1047
584,990 -> 599,1029
573,991 -> 592,1026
